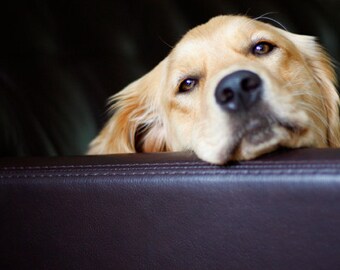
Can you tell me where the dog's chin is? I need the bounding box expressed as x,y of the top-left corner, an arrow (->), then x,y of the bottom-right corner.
198,117 -> 304,165
231,126 -> 287,161
230,117 -> 305,162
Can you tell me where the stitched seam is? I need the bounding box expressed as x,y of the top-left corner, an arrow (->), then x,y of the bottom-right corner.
1,165 -> 215,171
0,163 -> 340,172
1,160 -> 339,171
0,161 -> 205,170
1,169 -> 340,179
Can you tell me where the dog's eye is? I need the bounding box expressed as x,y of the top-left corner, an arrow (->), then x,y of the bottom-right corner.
178,78 -> 198,93
252,41 -> 275,56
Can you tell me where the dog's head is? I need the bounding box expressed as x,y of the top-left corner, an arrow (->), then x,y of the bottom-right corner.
89,15 -> 340,164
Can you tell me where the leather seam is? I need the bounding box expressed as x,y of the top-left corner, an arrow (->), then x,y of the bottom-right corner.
0,162 -> 206,170
1,165 -> 340,175
1,169 -> 340,179
1,160 -> 339,170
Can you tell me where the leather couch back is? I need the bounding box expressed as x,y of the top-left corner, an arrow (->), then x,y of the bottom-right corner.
1,149 -> 340,269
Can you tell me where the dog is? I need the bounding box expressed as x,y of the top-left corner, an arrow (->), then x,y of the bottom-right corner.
88,15 -> 340,164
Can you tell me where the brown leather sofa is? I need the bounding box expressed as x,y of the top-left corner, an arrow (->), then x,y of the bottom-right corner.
1,0 -> 340,269
1,148 -> 340,269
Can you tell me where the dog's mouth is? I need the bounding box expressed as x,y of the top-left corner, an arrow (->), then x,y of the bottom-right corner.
242,117 -> 276,144
229,112 -> 304,160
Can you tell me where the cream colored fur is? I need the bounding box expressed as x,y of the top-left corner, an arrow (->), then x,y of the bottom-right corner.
88,15 -> 339,164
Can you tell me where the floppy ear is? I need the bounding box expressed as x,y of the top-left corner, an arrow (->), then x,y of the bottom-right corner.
293,34 -> 340,147
88,59 -> 169,154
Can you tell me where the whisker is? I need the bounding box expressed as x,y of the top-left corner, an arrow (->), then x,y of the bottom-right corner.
254,12 -> 279,20
297,102 -> 328,125
296,102 -> 329,144
254,13 -> 288,31
158,36 -> 174,49
289,91 -> 326,100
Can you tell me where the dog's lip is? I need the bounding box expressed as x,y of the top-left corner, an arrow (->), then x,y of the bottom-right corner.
233,115 -> 304,146
239,117 -> 275,144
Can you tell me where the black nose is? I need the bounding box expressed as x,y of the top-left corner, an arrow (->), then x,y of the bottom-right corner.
215,70 -> 263,112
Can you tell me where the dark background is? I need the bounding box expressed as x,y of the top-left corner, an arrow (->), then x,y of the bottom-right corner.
1,0 -> 339,156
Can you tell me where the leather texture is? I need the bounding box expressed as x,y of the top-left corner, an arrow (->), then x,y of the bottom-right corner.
1,148 -> 340,269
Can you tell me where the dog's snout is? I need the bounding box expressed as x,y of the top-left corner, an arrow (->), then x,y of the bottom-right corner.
215,70 -> 263,112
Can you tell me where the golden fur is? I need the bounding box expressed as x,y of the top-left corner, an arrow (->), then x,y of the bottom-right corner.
88,15 -> 340,164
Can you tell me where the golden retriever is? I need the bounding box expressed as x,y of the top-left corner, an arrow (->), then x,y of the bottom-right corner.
88,15 -> 340,164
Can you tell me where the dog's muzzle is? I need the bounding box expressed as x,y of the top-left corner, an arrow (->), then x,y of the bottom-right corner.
215,70 -> 263,112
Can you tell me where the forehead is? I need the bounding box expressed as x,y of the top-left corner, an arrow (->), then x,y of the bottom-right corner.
170,16 -> 287,60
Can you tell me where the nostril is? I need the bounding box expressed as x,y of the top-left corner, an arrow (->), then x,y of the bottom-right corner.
218,88 -> 234,103
241,77 -> 261,92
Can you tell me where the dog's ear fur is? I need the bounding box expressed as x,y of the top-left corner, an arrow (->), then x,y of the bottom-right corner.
292,34 -> 340,146
88,59 -> 169,154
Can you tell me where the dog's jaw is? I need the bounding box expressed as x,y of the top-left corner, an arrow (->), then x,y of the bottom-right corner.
194,127 -> 290,165
193,112 -> 312,165
231,124 -> 292,161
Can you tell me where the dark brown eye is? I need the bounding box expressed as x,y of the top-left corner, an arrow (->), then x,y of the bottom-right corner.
252,41 -> 275,56
178,78 -> 198,93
